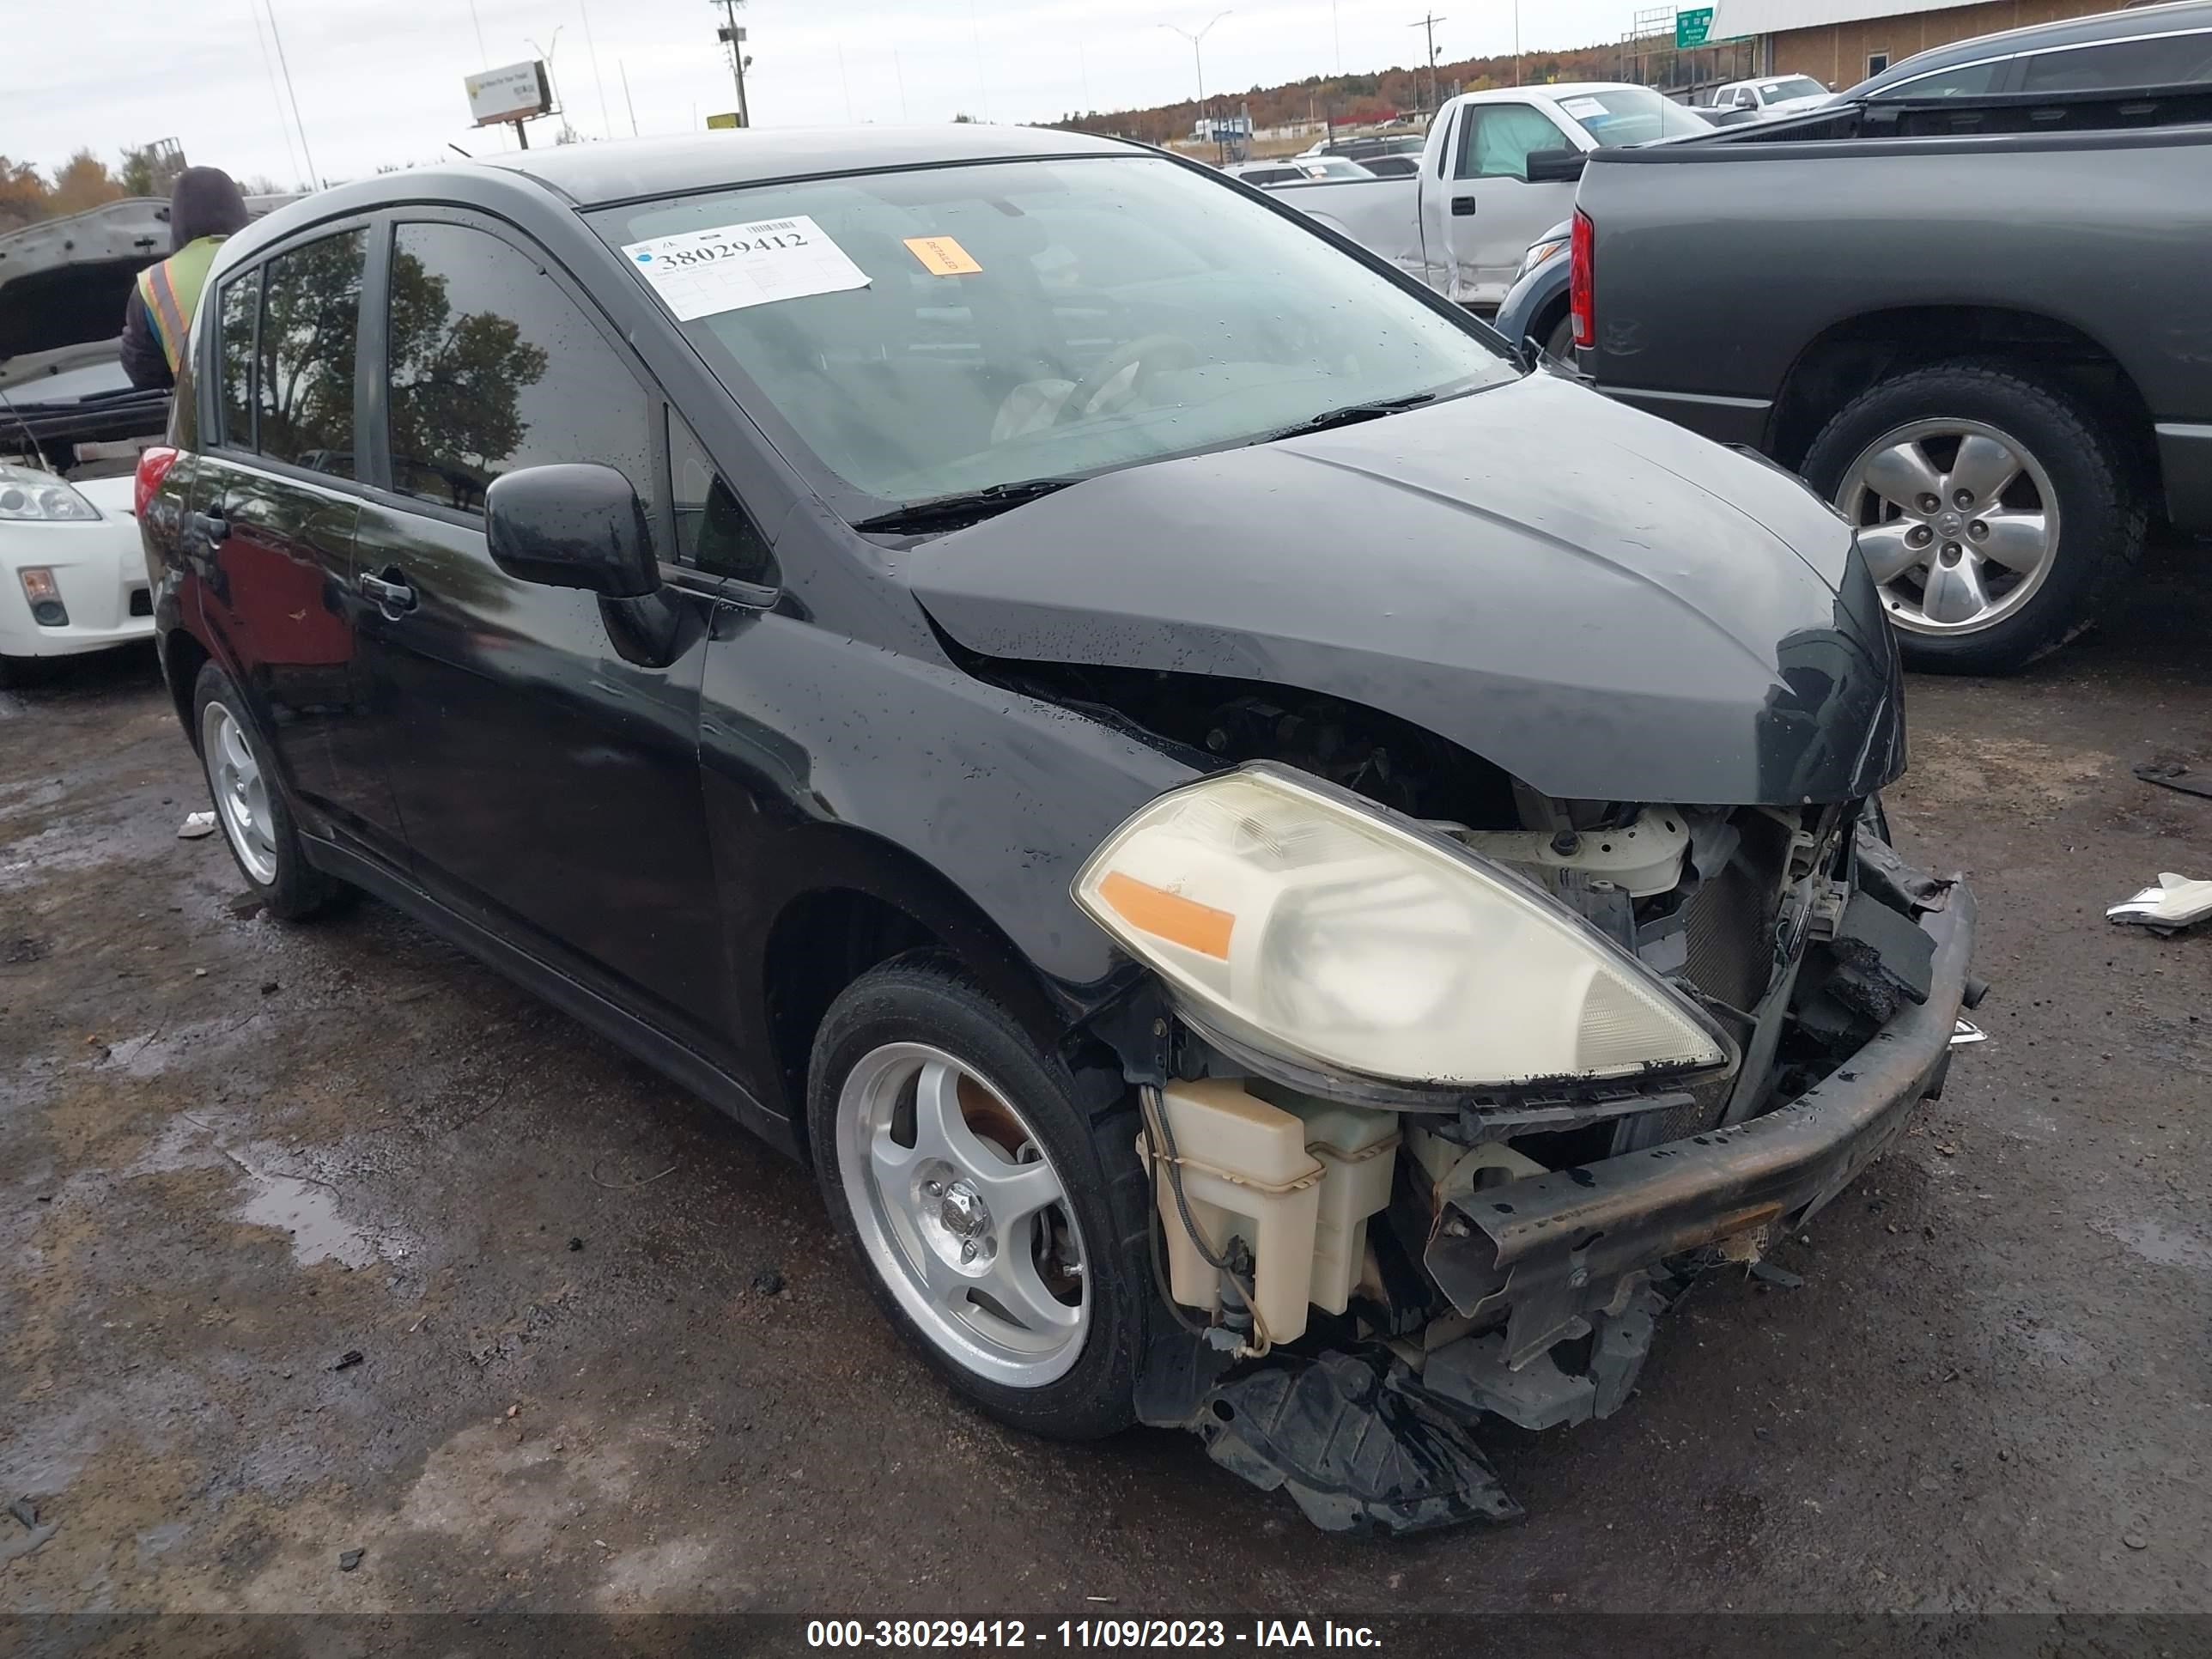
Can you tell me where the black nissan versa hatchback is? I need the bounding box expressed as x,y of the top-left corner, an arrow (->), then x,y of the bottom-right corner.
141,125 -> 1980,1534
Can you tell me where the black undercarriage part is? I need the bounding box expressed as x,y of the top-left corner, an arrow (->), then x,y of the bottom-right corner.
1173,1347 -> 1522,1535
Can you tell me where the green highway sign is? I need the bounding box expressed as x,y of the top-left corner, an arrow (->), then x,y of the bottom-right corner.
1676,7 -> 1713,47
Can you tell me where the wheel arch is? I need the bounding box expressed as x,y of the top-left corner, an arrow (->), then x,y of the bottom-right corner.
161,628 -> 211,750
1768,305 -> 2160,495
752,830 -> 1088,1154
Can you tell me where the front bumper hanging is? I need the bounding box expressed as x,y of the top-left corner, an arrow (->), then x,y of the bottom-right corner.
1425,884 -> 1977,1370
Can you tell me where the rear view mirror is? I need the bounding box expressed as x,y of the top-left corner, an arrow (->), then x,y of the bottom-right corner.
485,464 -> 659,599
1523,149 -> 1587,185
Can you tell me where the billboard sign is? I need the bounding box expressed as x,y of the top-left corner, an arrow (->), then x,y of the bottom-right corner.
1675,8 -> 1713,47
465,60 -> 553,126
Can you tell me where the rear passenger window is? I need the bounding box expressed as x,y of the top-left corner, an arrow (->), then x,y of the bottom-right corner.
257,228 -> 365,477
2019,32 -> 2212,92
386,222 -> 653,519
216,272 -> 258,449
669,410 -> 777,587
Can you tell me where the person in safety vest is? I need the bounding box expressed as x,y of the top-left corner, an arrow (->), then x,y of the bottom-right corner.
119,167 -> 251,391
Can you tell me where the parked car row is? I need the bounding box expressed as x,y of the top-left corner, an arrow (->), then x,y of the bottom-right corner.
1249,82 -> 1706,308
1549,0 -> 2212,672
134,117 -> 1977,1532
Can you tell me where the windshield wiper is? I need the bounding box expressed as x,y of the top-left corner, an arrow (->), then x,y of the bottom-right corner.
1253,391 -> 1438,445
853,476 -> 1085,535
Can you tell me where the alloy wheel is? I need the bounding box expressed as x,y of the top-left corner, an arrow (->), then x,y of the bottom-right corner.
201,700 -> 278,885
836,1042 -> 1090,1388
1837,418 -> 2060,636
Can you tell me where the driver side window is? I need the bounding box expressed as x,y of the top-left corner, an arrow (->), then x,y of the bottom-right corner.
1455,104 -> 1573,180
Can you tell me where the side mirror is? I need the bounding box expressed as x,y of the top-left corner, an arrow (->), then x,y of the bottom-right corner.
485,464 -> 659,599
1523,149 -> 1587,185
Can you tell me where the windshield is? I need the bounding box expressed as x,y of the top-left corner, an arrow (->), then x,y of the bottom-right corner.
1554,88 -> 1711,145
1757,76 -> 1826,101
592,155 -> 1514,514
1301,157 -> 1374,179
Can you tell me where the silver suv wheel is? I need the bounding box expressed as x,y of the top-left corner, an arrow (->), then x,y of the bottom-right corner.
1838,417 -> 2058,636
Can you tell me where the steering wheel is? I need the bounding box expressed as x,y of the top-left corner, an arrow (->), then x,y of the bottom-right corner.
1054,333 -> 1200,425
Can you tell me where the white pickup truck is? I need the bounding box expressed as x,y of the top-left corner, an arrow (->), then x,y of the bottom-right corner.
1261,82 -> 1707,308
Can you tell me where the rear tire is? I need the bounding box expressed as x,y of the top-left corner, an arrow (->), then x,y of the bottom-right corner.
806,954 -> 1151,1440
1542,313 -> 1575,362
1802,360 -> 2145,675
191,661 -> 349,921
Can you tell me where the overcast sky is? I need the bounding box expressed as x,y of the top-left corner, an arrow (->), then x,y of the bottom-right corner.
1,0 -> 1638,189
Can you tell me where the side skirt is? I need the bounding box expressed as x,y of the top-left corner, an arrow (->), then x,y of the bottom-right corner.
305,834 -> 800,1160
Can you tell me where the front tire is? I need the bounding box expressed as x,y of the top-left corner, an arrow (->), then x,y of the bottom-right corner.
191,661 -> 348,921
1802,360 -> 2145,674
807,956 -> 1151,1440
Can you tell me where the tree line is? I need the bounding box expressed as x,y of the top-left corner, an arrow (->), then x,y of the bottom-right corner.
0,148 -> 289,234
1049,43 -> 1624,144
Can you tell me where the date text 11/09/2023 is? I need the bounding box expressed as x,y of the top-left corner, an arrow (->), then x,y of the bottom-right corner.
805,1620 -> 1384,1650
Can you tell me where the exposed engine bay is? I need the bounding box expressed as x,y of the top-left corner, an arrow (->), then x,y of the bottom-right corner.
1002,662 -> 1976,1534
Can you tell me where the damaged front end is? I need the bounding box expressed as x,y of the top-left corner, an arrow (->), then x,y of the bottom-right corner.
1078,762 -> 1978,1536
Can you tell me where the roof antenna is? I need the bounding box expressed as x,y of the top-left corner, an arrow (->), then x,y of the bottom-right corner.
448,143 -> 474,159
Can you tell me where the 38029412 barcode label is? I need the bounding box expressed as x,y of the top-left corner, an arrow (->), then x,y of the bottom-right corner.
620,215 -> 869,320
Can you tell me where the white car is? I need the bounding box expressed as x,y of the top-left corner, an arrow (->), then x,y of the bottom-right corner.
0,454 -> 151,684
0,207 -> 174,684
1223,156 -> 1374,187
1705,74 -> 1833,118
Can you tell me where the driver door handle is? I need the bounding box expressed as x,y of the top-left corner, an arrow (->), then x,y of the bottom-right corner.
358,568 -> 417,617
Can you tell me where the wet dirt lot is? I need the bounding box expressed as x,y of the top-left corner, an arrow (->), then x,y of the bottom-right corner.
3,550 -> 2209,1630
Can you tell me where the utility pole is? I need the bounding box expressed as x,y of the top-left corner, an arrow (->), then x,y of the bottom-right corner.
1408,12 -> 1447,118
713,0 -> 750,126
619,59 -> 640,137
1160,11 -> 1232,136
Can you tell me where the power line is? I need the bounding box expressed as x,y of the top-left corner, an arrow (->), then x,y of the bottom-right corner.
261,0 -> 318,187
244,0 -> 303,190
578,0 -> 613,140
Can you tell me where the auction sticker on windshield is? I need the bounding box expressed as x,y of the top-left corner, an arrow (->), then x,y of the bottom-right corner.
622,216 -> 869,319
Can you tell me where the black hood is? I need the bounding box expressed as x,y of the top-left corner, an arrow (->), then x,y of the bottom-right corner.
908,372 -> 1904,806
171,167 -> 249,251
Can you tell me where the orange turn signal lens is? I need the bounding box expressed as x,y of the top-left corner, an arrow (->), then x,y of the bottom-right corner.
1097,871 -> 1235,961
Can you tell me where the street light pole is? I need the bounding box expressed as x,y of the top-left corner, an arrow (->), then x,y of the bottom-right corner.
1161,11 -> 1232,143
526,27 -> 565,130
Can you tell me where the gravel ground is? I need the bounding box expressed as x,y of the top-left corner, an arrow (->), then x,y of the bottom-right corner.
3,546 -> 2209,1631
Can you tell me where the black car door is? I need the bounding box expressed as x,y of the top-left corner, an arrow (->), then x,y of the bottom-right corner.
189,226 -> 404,861
350,214 -> 726,1048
